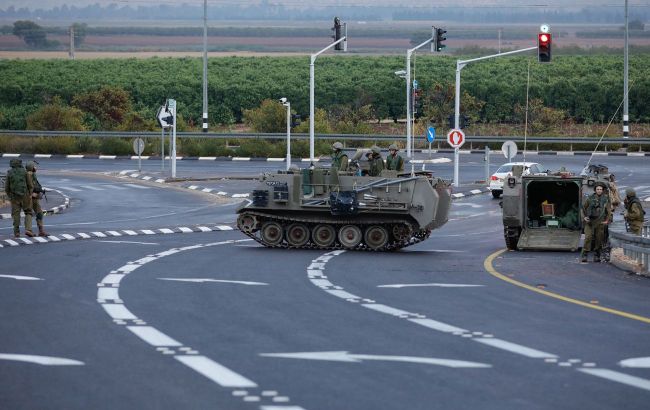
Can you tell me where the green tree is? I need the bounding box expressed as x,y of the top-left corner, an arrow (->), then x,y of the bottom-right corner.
243,99 -> 285,132
72,86 -> 132,130
514,98 -> 568,134
294,108 -> 333,134
26,97 -> 85,131
12,20 -> 48,48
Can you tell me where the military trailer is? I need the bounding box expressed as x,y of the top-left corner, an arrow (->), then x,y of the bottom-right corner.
501,165 -> 611,251
237,168 -> 452,251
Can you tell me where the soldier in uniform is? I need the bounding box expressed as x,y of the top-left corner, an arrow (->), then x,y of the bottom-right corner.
385,144 -> 404,172
624,188 -> 646,235
4,159 -> 34,238
330,142 -> 349,172
368,146 -> 385,177
580,182 -> 611,263
602,174 -> 622,261
25,161 -> 49,237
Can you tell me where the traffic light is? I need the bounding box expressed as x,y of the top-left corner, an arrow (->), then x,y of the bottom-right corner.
538,32 -> 552,62
413,89 -> 423,119
434,27 -> 447,52
332,17 -> 343,51
291,114 -> 301,128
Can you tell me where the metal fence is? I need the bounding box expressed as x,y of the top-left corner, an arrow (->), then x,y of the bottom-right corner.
610,223 -> 650,275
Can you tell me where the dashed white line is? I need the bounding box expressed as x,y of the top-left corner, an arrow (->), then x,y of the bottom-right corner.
174,355 -> 258,388
578,368 -> 650,392
473,338 -> 557,359
127,326 -> 183,347
102,304 -> 137,320
408,318 -> 467,334
97,287 -> 120,300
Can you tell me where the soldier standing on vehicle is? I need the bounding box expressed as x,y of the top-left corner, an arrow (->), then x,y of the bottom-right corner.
368,146 -> 385,177
624,188 -> 646,235
330,142 -> 349,172
580,182 -> 611,263
26,161 -> 49,237
385,144 -> 404,172
4,159 -> 34,238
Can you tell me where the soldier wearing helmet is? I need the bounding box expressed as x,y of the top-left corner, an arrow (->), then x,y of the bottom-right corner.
368,145 -> 385,177
330,141 -> 349,172
4,158 -> 34,237
26,161 -> 48,237
580,181 -> 611,263
623,187 -> 646,235
386,143 -> 404,172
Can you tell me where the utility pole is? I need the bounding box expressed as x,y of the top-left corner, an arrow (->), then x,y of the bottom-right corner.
202,0 -> 208,133
69,25 -> 75,60
623,0 -> 630,138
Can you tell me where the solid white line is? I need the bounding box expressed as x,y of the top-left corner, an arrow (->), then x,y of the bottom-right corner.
97,240 -> 159,245
0,354 -> 84,366
379,283 -> 483,288
174,355 -> 257,388
97,287 -> 120,300
124,183 -> 150,189
474,338 -> 557,358
408,318 -> 467,333
127,326 -> 183,347
102,304 -> 137,320
627,152 -> 645,157
578,368 -> 650,391
0,274 -> 43,281
362,303 -> 414,317
158,278 -> 268,286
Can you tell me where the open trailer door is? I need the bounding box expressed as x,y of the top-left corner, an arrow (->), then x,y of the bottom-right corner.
517,228 -> 581,251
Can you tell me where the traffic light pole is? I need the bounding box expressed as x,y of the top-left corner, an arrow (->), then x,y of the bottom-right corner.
284,101 -> 291,171
624,0 -> 629,138
309,34 -> 346,164
453,46 -> 536,187
406,35 -> 435,159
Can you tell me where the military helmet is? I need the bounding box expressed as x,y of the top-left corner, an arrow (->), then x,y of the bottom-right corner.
593,181 -> 608,190
389,144 -> 398,151
371,146 -> 381,154
25,161 -> 37,171
9,158 -> 22,168
626,187 -> 636,197
332,142 -> 343,150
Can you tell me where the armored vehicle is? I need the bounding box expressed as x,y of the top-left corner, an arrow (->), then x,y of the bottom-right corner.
237,167 -> 452,251
501,164 -> 612,251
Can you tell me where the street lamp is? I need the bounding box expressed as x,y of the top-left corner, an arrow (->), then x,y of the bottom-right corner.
280,98 -> 291,170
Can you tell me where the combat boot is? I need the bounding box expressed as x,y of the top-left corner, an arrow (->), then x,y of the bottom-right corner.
593,252 -> 601,263
24,230 -> 35,238
38,228 -> 49,237
14,231 -> 20,238
580,252 -> 588,263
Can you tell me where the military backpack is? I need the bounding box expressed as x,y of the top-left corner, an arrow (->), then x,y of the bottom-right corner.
7,166 -> 27,197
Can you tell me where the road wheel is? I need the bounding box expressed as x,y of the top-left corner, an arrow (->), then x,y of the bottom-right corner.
338,225 -> 362,249
237,213 -> 258,233
286,223 -> 310,247
260,221 -> 283,246
312,224 -> 336,248
364,225 -> 389,250
504,227 -> 520,250
392,224 -> 412,242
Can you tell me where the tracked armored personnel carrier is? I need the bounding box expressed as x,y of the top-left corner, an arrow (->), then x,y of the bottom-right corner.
501,164 -> 612,251
236,167 -> 452,251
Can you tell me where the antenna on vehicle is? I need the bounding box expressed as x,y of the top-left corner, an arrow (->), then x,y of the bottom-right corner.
523,60 -> 531,164
583,80 -> 634,174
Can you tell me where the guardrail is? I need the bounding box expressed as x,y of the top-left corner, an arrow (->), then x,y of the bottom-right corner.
610,223 -> 650,275
1,130 -> 650,147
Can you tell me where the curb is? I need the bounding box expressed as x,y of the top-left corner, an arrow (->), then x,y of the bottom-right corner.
0,188 -> 71,220
609,248 -> 649,277
451,187 -> 492,199
0,225 -> 234,249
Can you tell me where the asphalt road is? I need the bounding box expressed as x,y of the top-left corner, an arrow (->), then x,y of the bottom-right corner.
1,158 -> 649,409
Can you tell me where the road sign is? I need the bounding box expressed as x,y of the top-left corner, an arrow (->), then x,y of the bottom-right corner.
426,126 -> 436,143
501,140 -> 518,161
157,106 -> 173,128
412,79 -> 418,89
447,129 -> 465,149
133,138 -> 145,155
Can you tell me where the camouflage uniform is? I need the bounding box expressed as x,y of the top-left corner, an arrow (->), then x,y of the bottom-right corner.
26,161 -> 48,237
624,188 -> 645,235
385,144 -> 404,171
330,142 -> 349,172
4,159 -> 33,237
368,146 -> 385,177
581,184 -> 611,262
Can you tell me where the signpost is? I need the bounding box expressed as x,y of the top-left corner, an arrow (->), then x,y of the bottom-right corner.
426,126 -> 436,159
167,99 -> 177,178
133,137 -> 145,172
447,129 -> 465,187
502,140 -> 518,162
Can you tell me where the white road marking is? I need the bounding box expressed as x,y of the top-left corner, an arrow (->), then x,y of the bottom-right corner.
408,318 -> 467,333
31,236 -> 48,243
80,185 -> 104,191
91,232 -> 107,238
578,368 -> 650,391
620,357 -> 650,368
454,203 -> 483,208
158,278 -> 268,286
104,184 -> 128,190
4,239 -> 20,246
106,231 -> 122,236
174,355 -> 257,388
102,304 -> 137,320
159,228 -> 175,234
122,230 -> 138,236
77,233 -> 91,239
127,326 -> 183,347
216,225 -> 234,231
260,406 -> 305,410
179,227 -> 193,233
634,185 -> 649,191
474,338 -> 557,358
260,351 -> 490,368
197,226 -> 212,232
96,240 -> 160,245
101,274 -> 125,285
97,287 -> 119,300
0,274 -> 42,281
60,234 -> 76,240
0,354 -> 84,366
56,186 -> 82,192
362,304 -> 415,317
378,283 -> 484,288
124,183 -> 150,189
141,230 -> 156,235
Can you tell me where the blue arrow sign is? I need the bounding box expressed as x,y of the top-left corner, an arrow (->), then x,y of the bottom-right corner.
426,126 -> 436,143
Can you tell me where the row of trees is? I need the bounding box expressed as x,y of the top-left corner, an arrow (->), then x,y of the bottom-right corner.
1,55 -> 648,134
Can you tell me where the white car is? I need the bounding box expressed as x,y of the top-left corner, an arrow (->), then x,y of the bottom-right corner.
490,162 -> 545,198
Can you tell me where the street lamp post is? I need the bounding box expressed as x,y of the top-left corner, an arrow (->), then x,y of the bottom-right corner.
280,98 -> 291,170
202,0 -> 208,133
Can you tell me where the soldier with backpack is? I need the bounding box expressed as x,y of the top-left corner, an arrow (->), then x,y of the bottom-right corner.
26,161 -> 48,237
4,159 -> 34,237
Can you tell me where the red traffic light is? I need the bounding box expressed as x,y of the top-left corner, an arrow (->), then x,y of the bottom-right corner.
538,32 -> 552,62
538,33 -> 550,45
